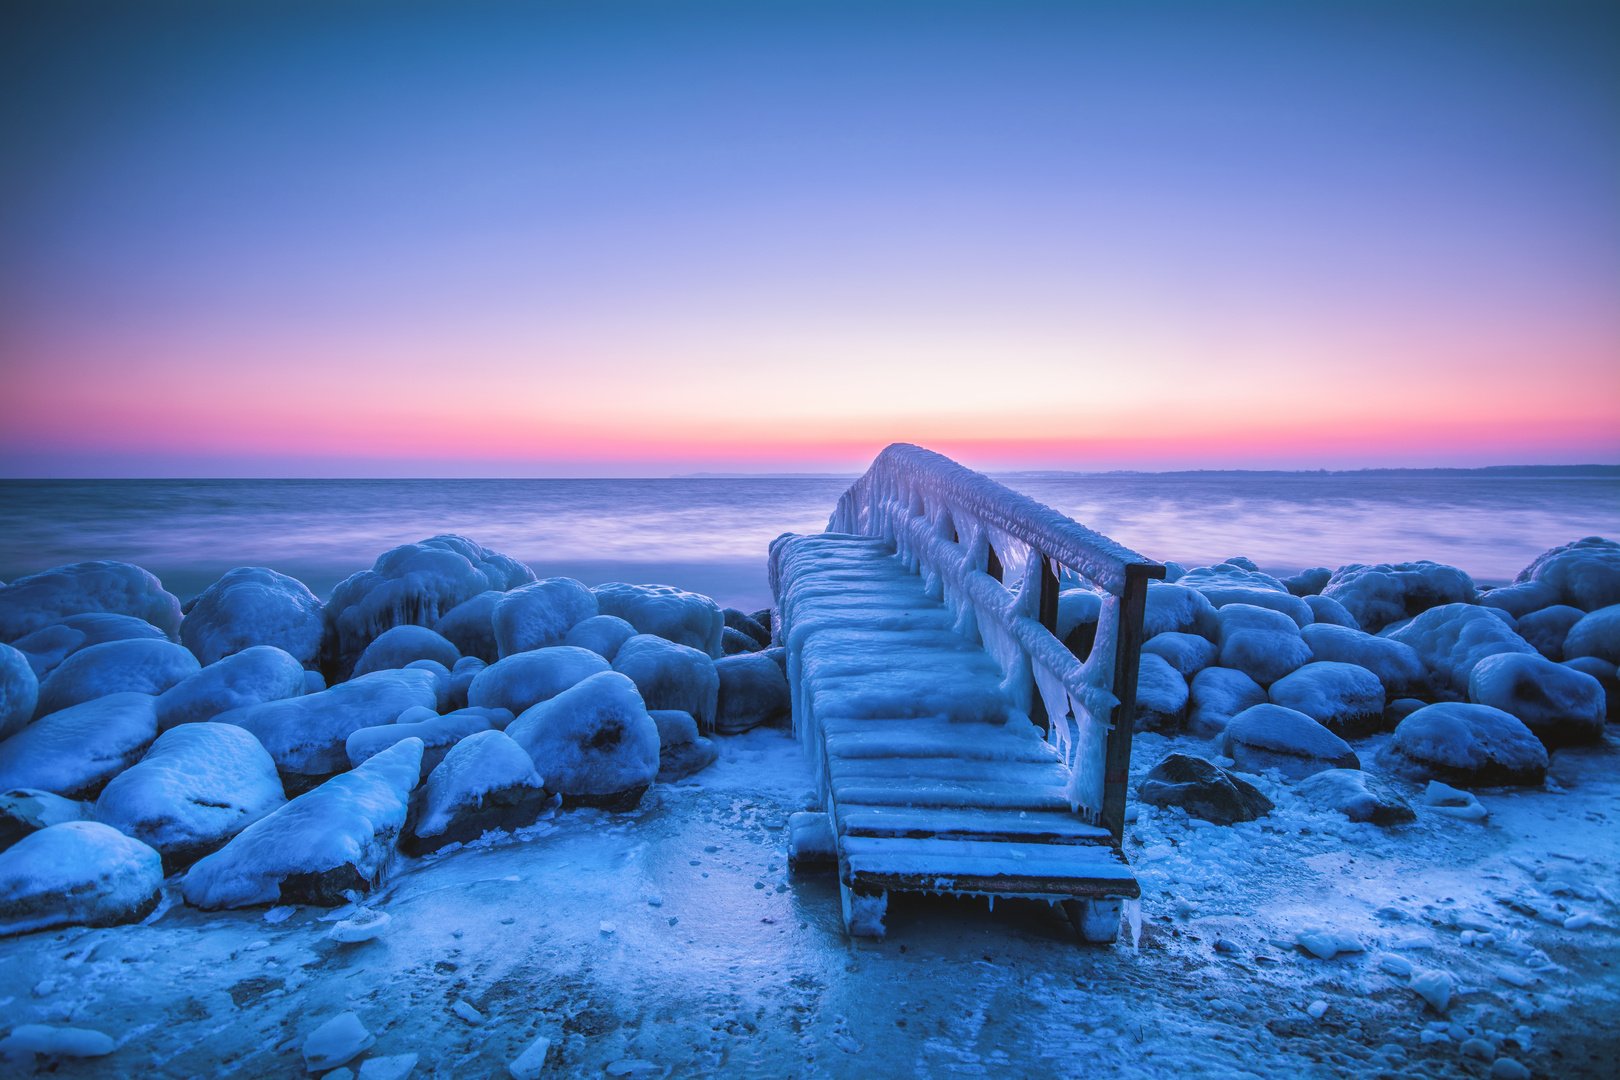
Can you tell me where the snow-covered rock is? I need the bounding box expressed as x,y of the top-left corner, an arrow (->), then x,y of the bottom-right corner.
613,635 -> 719,730
1295,768 -> 1414,825
352,624 -> 460,677
1282,567 -> 1332,597
1297,623 -> 1429,699
1513,604 -> 1586,661
1387,604 -> 1537,695
34,638 -> 200,718
713,652 -> 788,735
787,811 -> 837,869
563,615 -> 639,662
1057,588 -> 1104,655
0,692 -> 158,798
1511,536 -> 1620,612
1477,580 -> 1562,620
180,567 -> 326,668
1219,703 -> 1358,779
1181,564 -> 1314,627
181,737 -> 422,908
1136,753 -> 1272,825
1562,656 -> 1618,719
11,613 -> 168,681
0,561 -> 181,643
0,1023 -> 116,1060
467,646 -> 611,717
154,645 -> 306,731
1467,653 -> 1605,747
1141,632 -> 1218,677
324,535 -> 534,676
216,669 -> 440,792
492,577 -> 599,657
1267,661 -> 1386,738
431,590 -> 503,664
0,820 -> 162,936
1562,603 -> 1620,665
1216,604 -> 1313,686
1321,561 -> 1476,634
1187,666 -> 1266,737
407,729 -> 548,855
1142,583 -> 1220,642
506,671 -> 659,810
593,582 -> 724,658
0,788 -> 92,853
649,709 -> 718,782
1375,702 -> 1548,786
94,721 -> 285,869
345,708 -> 494,779
1133,652 -> 1189,731
1303,594 -> 1360,630
0,643 -> 37,740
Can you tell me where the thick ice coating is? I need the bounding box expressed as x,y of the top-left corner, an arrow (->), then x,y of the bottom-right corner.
1466,652 -> 1605,747
506,671 -> 659,802
1511,536 -> 1620,612
181,737 -> 423,909
180,567 -> 327,668
0,820 -> 163,936
1375,701 -> 1548,786
1141,631 -> 1218,677
563,615 -> 638,663
352,625 -> 460,677
1216,604 -> 1313,686
1187,666 -> 1266,736
344,709 -> 494,779
0,561 -> 182,643
1141,583 -> 1219,642
431,590 -> 504,664
1321,561 -> 1476,634
1387,603 -> 1537,695
1267,661 -> 1386,738
1297,623 -> 1428,698
155,645 -> 307,730
612,635 -> 719,731
468,646 -> 611,717
0,643 -> 39,741
94,721 -> 285,867
592,582 -> 725,659
0,692 -> 159,799
1562,603 -> 1620,665
1180,564 -> 1313,627
34,638 -> 200,718
1133,652 -> 1189,731
1219,703 -> 1358,779
413,729 -> 546,842
493,578 -> 598,657
712,652 -> 789,735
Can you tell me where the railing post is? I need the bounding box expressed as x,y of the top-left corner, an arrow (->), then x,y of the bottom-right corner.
986,543 -> 1003,582
1037,553 -> 1059,634
1101,562 -> 1163,845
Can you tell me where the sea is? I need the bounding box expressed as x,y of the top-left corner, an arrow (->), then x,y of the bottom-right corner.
1,474 -> 1616,612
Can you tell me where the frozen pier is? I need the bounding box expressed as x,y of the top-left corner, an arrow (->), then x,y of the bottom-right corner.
771,444 -> 1164,940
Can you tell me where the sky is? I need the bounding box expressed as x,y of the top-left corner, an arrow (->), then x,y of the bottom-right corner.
1,0 -> 1617,477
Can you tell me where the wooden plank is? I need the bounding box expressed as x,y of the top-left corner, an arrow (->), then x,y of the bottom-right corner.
829,779 -> 1073,813
835,806 -> 1111,845
841,836 -> 1138,896
821,718 -> 1058,763
828,757 -> 1068,785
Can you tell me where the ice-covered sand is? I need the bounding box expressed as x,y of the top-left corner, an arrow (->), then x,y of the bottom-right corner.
2,722 -> 1615,1078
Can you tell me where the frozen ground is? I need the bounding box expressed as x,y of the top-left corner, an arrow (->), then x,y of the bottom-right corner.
2,722 -> 1616,1080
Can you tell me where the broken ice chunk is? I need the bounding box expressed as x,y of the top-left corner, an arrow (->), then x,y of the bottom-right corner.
303,1012 -> 375,1072
508,1034 -> 551,1080
358,1054 -> 419,1080
0,1024 -> 115,1059
1296,928 -> 1363,960
328,910 -> 391,943
1422,781 -> 1488,820
451,1000 -> 483,1025
1410,969 -> 1453,1012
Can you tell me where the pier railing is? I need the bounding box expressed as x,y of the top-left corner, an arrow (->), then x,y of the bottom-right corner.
824,443 -> 1163,841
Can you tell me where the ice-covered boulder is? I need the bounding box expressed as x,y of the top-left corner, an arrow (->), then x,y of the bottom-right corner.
0,644 -> 37,741
467,646 -> 611,717
563,615 -> 638,662
180,567 -> 326,668
1267,661 -> 1386,738
345,708 -> 494,779
1513,604 -> 1585,661
181,737 -> 423,908
1562,656 -> 1618,719
154,645 -> 306,731
722,627 -> 763,655
94,722 -> 285,870
1476,580 -> 1562,620
1512,536 -> 1620,612
0,692 -> 158,799
1057,588 -> 1103,657
406,729 -> 548,855
1136,753 -> 1272,826
215,669 -> 440,792
1187,666 -> 1266,736
1282,568 -> 1332,597
1216,604 -> 1313,686
1295,768 -> 1414,826
1303,594 -> 1360,630
1297,623 -> 1429,699
1141,632 -> 1218,677
506,671 -> 659,810
34,638 -> 200,718
0,820 -> 162,936
713,652 -> 788,735
0,561 -> 181,644
612,635 -> 719,730
1375,702 -> 1548,786
592,582 -> 724,658
444,656 -> 483,709
0,788 -> 93,853
1562,604 -> 1620,665
1219,703 -> 1358,780
431,590 -> 503,664
324,535 -> 534,676
1467,653 -> 1606,748
352,625 -> 460,677
1181,564 -> 1314,627
11,613 -> 169,681
1133,652 -> 1189,731
492,577 -> 598,657
1321,561 -> 1476,634
1142,583 -> 1219,642
1387,604 -> 1537,696
649,709 -> 718,783
723,608 -> 771,649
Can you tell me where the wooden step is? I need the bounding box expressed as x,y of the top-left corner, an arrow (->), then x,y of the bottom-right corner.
836,806 -> 1111,846
840,836 -> 1138,898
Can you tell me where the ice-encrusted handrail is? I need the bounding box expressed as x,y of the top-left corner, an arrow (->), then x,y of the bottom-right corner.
824,443 -> 1164,839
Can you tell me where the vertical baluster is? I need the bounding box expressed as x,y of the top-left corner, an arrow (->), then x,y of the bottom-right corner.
1101,563 -> 1162,844
986,542 -> 1003,582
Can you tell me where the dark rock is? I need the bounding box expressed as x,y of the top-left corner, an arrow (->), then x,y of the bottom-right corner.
748,609 -> 773,639
648,710 -> 718,782
1136,753 -> 1272,825
1561,656 -> 1618,719
722,627 -> 763,655
723,608 -> 770,648
714,653 -> 789,734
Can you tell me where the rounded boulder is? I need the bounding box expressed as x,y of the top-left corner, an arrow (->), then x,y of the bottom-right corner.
1374,702 -> 1548,786
1467,652 -> 1605,748
181,567 -> 327,668
492,578 -> 598,658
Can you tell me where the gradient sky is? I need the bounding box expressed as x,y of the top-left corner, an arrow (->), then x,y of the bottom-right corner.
2,0 -> 1617,476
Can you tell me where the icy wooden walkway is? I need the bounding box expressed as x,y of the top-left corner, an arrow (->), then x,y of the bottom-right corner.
771,446 -> 1162,941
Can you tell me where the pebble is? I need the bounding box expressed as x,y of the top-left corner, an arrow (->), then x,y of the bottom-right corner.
1306,1000 -> 1328,1019
1461,1037 -> 1495,1060
600,921 -> 616,935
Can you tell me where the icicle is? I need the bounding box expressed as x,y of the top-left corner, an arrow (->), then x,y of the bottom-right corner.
1125,898 -> 1142,952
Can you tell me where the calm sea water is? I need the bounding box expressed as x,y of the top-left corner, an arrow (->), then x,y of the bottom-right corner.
1,476 -> 1615,612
